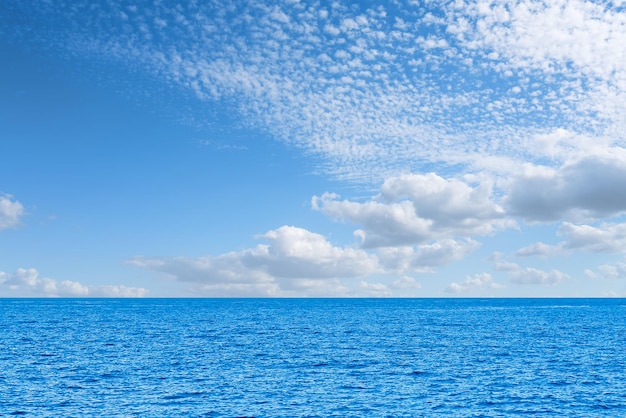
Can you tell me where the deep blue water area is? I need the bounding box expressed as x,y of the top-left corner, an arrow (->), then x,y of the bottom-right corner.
1,298 -> 625,416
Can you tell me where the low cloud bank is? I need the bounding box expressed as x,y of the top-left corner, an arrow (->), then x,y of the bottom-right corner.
0,268 -> 148,297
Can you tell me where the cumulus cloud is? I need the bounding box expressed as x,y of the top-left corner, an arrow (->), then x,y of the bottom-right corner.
584,269 -> 598,279
376,239 -> 481,273
598,263 -> 626,280
253,226 -> 379,279
8,1 -> 626,296
127,225 -> 480,296
508,267 -> 568,286
390,276 -> 422,291
313,173 -> 512,247
490,254 -> 568,286
515,241 -> 561,257
360,281 -> 392,297
516,221 -> 626,256
586,261 -> 626,280
558,222 -> 626,253
506,152 -> 626,222
445,273 -> 504,294
125,171 -> 535,296
492,259 -> 521,272
0,194 -> 24,230
0,268 -> 148,297
127,225 -> 380,296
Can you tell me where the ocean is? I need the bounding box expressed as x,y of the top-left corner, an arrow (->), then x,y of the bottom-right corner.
1,298 -> 625,416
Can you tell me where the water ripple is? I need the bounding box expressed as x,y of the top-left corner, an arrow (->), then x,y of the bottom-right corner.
1,298 -> 625,416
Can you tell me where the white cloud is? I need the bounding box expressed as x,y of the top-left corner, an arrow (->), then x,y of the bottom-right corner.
89,284 -> 149,297
445,273 -> 504,294
189,282 -> 281,298
508,267 -> 568,286
127,225 -> 380,296
453,0 -> 625,76
597,262 -> 626,280
254,226 -> 379,278
527,129 -> 610,161
12,1 -> 626,183
281,278 -> 351,297
376,239 -> 481,273
558,222 -> 626,253
516,221 -> 626,256
390,275 -> 421,291
489,253 -> 568,286
11,2 -> 626,297
515,241 -> 561,257
584,269 -> 598,279
493,260 -> 521,271
359,281 -> 392,297
448,0 -> 626,134
127,224 -> 480,296
506,152 -> 626,222
0,194 -> 24,230
0,268 -> 148,297
314,193 -> 433,247
313,173 -> 512,247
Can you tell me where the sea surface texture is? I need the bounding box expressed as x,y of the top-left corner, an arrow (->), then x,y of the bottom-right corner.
1,298 -> 625,417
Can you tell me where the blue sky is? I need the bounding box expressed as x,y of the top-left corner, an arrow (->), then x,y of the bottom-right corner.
2,0 -> 626,297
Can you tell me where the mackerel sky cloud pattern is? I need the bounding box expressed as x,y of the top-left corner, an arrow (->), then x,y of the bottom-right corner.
7,0 -> 625,182
3,0 -> 626,296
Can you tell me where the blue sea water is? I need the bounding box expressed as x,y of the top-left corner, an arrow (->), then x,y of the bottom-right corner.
1,298 -> 625,417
